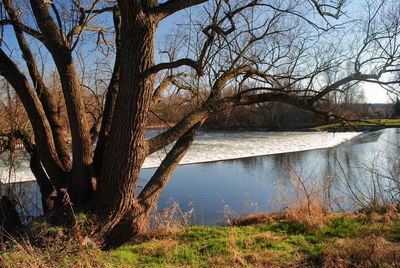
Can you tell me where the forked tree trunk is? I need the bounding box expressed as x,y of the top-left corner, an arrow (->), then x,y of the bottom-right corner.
100,123 -> 201,249
94,2 -> 157,246
3,0 -> 72,173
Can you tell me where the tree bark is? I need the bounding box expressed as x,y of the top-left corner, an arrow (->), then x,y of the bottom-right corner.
53,56 -> 94,203
101,123 -> 201,249
93,6 -> 121,177
95,1 -> 157,245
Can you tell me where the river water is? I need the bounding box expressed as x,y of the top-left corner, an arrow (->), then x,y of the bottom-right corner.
141,128 -> 399,224
1,129 -> 399,224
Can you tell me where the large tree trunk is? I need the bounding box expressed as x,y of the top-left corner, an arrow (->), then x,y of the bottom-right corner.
93,6 -> 121,177
100,123 -> 201,249
95,1 -> 156,247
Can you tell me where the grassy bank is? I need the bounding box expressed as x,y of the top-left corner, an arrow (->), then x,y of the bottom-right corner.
311,118 -> 400,131
1,210 -> 400,267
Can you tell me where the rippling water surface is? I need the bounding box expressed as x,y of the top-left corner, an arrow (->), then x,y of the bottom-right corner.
2,129 -> 399,224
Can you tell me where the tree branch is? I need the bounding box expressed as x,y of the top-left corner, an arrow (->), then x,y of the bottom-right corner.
0,19 -> 43,41
0,48 -> 66,188
151,0 -> 207,21
309,0 -> 345,19
151,75 -> 174,106
311,73 -> 382,103
145,58 -> 203,77
146,109 -> 210,155
138,123 -> 201,211
93,6 -> 121,177
29,0 -> 66,48
3,0 -> 72,171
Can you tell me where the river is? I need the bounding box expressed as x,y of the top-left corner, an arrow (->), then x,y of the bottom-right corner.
1,129 -> 399,224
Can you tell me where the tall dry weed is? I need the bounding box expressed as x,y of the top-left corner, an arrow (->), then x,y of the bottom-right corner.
278,162 -> 334,227
146,200 -> 194,235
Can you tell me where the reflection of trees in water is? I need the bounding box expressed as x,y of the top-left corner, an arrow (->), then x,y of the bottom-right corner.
236,156 -> 266,170
271,153 -> 297,183
271,152 -> 303,175
270,151 -> 326,189
330,129 -> 400,208
322,149 -> 341,191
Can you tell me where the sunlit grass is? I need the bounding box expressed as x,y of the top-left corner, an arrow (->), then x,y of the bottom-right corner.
1,211 -> 400,267
312,118 -> 400,131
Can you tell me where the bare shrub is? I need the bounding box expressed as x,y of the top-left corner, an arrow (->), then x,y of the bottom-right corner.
223,201 -> 241,226
281,163 -> 334,227
0,237 -> 46,268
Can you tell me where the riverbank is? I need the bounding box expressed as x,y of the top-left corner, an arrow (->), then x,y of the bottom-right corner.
311,118 -> 400,131
1,209 -> 399,267
150,118 -> 400,132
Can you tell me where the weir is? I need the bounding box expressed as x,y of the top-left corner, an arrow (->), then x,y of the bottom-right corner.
1,131 -> 361,183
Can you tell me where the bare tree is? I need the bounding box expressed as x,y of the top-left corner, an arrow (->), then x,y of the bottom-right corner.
0,0 -> 399,248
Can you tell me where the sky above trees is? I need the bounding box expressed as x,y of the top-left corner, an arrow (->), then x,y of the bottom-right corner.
1,0 -> 396,105
154,0 -> 396,104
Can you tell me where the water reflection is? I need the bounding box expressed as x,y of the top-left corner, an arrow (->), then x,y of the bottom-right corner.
141,129 -> 396,224
5,128 -> 400,225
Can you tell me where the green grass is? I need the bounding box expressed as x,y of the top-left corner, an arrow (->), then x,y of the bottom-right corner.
1,212 -> 400,267
311,118 -> 400,131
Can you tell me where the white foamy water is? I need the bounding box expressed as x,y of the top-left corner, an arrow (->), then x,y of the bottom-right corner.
1,131 -> 360,183
143,131 -> 361,168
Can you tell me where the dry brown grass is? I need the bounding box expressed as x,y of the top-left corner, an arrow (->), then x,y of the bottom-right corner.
285,198 -> 331,227
144,200 -> 194,236
0,235 -> 103,268
228,200 -> 331,228
271,162 -> 335,228
0,217 -> 105,268
323,236 -> 400,268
